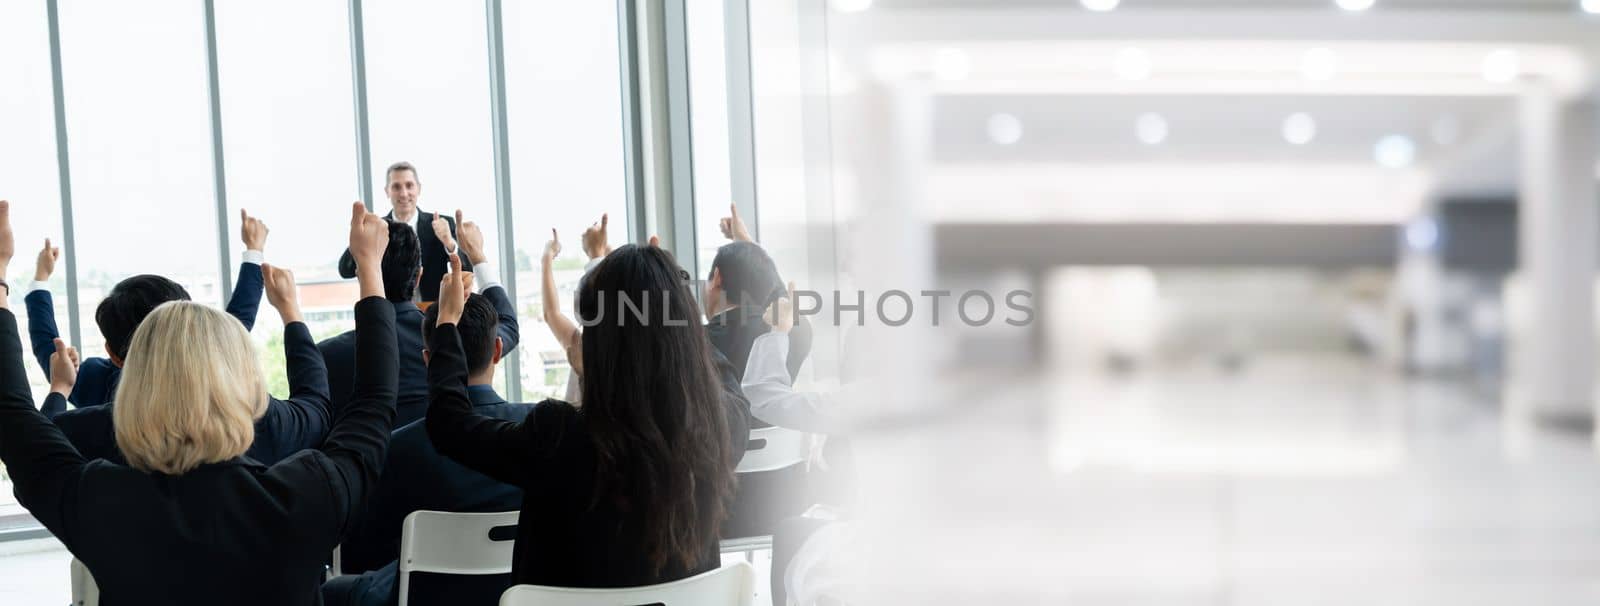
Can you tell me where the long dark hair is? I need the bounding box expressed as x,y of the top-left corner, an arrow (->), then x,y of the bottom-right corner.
576,244 -> 735,574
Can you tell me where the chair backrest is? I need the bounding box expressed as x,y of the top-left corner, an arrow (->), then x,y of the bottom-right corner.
736,426 -> 807,474
498,561 -> 755,606
70,558 -> 99,606
400,510 -> 521,576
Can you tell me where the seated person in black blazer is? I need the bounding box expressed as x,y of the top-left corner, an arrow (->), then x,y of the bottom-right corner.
0,202 -> 400,605
26,209 -> 271,411
425,244 -> 740,588
706,204 -> 812,383
321,211 -> 518,427
337,161 -> 472,303
324,293 -> 530,606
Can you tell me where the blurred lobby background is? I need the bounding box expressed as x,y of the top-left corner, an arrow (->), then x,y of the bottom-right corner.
6,0 -> 1600,604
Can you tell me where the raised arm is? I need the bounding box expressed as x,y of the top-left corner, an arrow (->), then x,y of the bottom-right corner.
307,203 -> 398,534
0,201 -> 89,541
224,209 -> 269,330
456,210 -> 520,354
541,228 -> 581,372
25,239 -> 61,377
247,264 -> 333,463
426,252 -> 536,487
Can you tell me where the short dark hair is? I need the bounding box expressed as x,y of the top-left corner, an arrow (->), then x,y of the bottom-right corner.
385,161 -> 420,186
423,293 -> 500,376
381,220 -> 423,302
95,275 -> 192,361
709,242 -> 783,307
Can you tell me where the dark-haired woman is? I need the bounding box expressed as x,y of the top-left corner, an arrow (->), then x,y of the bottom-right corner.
426,243 -> 745,587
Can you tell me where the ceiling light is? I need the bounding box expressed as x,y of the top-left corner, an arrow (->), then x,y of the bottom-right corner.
1482,49 -> 1520,83
1300,48 -> 1337,81
830,0 -> 873,12
1375,135 -> 1417,168
1405,218 -> 1439,251
1081,0 -> 1121,11
933,47 -> 970,81
1114,48 -> 1152,81
987,113 -> 1023,145
1282,113 -> 1317,145
1430,116 -> 1460,146
1584,0 -> 1600,15
1336,0 -> 1376,10
1135,113 -> 1169,145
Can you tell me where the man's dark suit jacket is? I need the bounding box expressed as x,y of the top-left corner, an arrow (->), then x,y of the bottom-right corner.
337,210 -> 473,303
26,261 -> 265,412
0,297 -> 398,606
45,320 -> 333,467
335,385 -> 534,605
319,283 -> 519,426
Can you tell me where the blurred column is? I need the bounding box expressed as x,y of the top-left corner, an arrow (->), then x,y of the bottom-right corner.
1514,83 -> 1597,426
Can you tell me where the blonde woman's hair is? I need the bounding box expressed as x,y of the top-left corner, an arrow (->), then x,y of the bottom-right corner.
113,301 -> 268,475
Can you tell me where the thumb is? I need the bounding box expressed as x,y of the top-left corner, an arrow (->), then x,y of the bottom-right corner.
600,213 -> 609,231
352,201 -> 366,222
240,208 -> 247,223
730,203 -> 740,219
456,209 -> 465,226
550,228 -> 558,242
53,338 -> 68,355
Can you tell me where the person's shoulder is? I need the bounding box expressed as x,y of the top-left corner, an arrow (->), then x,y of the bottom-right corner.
317,330 -> 356,351
52,401 -> 112,424
79,357 -> 116,373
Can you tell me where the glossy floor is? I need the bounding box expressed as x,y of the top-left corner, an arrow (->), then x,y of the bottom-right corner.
852,354 -> 1600,604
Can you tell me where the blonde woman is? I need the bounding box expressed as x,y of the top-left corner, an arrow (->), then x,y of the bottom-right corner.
0,201 -> 398,605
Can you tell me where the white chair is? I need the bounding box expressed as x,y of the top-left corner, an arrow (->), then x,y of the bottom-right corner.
398,510 -> 520,606
735,426 -> 808,474
721,427 -> 810,557
70,558 -> 99,606
498,561 -> 755,606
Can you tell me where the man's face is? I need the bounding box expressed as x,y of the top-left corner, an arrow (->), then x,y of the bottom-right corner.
386,169 -> 420,218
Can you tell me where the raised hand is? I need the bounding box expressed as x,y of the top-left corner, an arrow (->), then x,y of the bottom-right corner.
432,212 -> 457,253
763,281 -> 796,334
542,229 -> 562,265
240,208 -> 269,251
0,201 -> 14,276
349,202 -> 389,300
454,210 -> 487,264
262,264 -> 302,323
581,213 -> 611,260
34,238 -> 60,282
720,203 -> 754,243
435,252 -> 469,326
49,338 -> 79,396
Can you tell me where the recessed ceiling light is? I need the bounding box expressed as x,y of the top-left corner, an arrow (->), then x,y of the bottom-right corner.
1375,135 -> 1417,168
1301,48 -> 1338,81
1283,113 -> 1317,145
1081,0 -> 1121,11
987,113 -> 1023,145
1115,48 -> 1152,81
1136,113 -> 1169,145
1584,0 -> 1600,15
1482,49 -> 1520,84
830,0 -> 873,13
1405,218 -> 1439,251
933,47 -> 971,81
1336,0 -> 1376,11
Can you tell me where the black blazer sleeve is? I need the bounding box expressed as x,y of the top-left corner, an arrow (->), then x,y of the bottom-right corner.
424,323 -> 536,487
250,322 -> 333,462
712,348 -> 751,464
304,296 -> 398,536
0,309 -> 88,543
338,248 -> 358,280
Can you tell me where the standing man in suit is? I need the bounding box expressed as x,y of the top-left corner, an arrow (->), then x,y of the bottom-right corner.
320,211 -> 516,426
338,161 -> 472,303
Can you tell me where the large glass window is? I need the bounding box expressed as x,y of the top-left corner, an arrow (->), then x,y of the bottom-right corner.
502,0 -> 629,400
215,0 -> 358,397
688,0 -> 735,279
0,0 -> 68,517
58,0 -> 220,356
